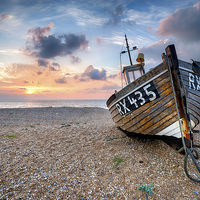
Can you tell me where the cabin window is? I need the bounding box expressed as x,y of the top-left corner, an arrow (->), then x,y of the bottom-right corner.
122,64 -> 145,85
128,71 -> 135,83
134,70 -> 143,79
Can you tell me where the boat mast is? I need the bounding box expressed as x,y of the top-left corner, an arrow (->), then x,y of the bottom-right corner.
125,34 -> 133,66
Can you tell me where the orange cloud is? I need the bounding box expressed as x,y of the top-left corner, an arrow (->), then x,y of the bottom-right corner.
0,61 -> 120,100
0,13 -> 9,22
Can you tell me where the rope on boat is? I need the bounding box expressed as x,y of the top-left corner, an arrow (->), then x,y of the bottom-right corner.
175,147 -> 185,153
165,54 -> 200,182
184,147 -> 200,182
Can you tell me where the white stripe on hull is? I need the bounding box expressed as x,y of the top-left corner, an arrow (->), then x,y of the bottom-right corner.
155,120 -> 195,139
155,121 -> 181,138
179,66 -> 194,73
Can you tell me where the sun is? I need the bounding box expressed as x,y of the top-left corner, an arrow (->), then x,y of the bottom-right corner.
27,90 -> 33,94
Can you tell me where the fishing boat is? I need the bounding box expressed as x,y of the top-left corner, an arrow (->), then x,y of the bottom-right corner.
106,35 -> 200,182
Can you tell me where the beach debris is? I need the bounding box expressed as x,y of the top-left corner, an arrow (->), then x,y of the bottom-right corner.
104,136 -> 126,141
112,156 -> 125,168
22,128 -> 29,130
138,184 -> 154,196
111,155 -> 131,168
60,123 -> 72,128
193,191 -> 200,195
7,134 -> 17,138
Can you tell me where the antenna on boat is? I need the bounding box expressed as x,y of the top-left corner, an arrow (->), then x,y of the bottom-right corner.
120,34 -> 138,66
125,34 -> 133,66
120,53 -> 123,88
120,34 -> 138,88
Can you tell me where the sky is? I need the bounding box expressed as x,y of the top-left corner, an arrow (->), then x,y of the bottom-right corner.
0,0 -> 200,100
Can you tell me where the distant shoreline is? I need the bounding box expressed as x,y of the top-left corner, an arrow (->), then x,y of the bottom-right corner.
0,99 -> 107,109
0,106 -> 108,110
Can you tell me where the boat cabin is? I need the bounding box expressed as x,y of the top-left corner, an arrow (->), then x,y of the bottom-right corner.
122,64 -> 145,85
122,53 -> 145,85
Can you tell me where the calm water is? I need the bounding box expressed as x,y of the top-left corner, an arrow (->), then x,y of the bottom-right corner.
0,99 -> 107,109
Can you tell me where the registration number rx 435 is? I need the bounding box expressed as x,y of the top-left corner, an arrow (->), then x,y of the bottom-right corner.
116,81 -> 160,116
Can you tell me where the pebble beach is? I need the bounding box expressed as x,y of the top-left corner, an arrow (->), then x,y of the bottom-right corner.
0,107 -> 200,199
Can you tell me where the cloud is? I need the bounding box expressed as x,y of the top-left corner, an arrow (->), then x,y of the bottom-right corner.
0,13 -> 9,22
138,38 -> 175,64
104,5 -> 124,26
135,37 -> 200,70
19,88 -> 26,90
157,2 -> 200,42
37,59 -> 49,67
84,83 -> 121,94
146,26 -> 154,34
125,4 -> 172,30
54,77 -> 67,84
49,66 -> 58,71
108,74 -> 117,79
28,21 -> 54,37
73,75 -> 79,79
36,59 -> 60,71
52,62 -> 60,67
37,71 -> 42,75
26,22 -> 89,59
80,78 -> 87,81
58,6 -> 107,27
84,88 -> 99,94
3,63 -> 38,78
126,20 -> 136,26
70,55 -> 81,64
96,37 -> 101,45
100,84 -> 121,90
23,80 -> 28,83
82,65 -> 107,80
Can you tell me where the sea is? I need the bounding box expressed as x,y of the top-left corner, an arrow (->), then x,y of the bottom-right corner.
0,99 -> 108,109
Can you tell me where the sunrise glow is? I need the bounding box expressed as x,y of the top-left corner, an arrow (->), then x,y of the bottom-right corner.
0,1 -> 200,100
27,91 -> 33,94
